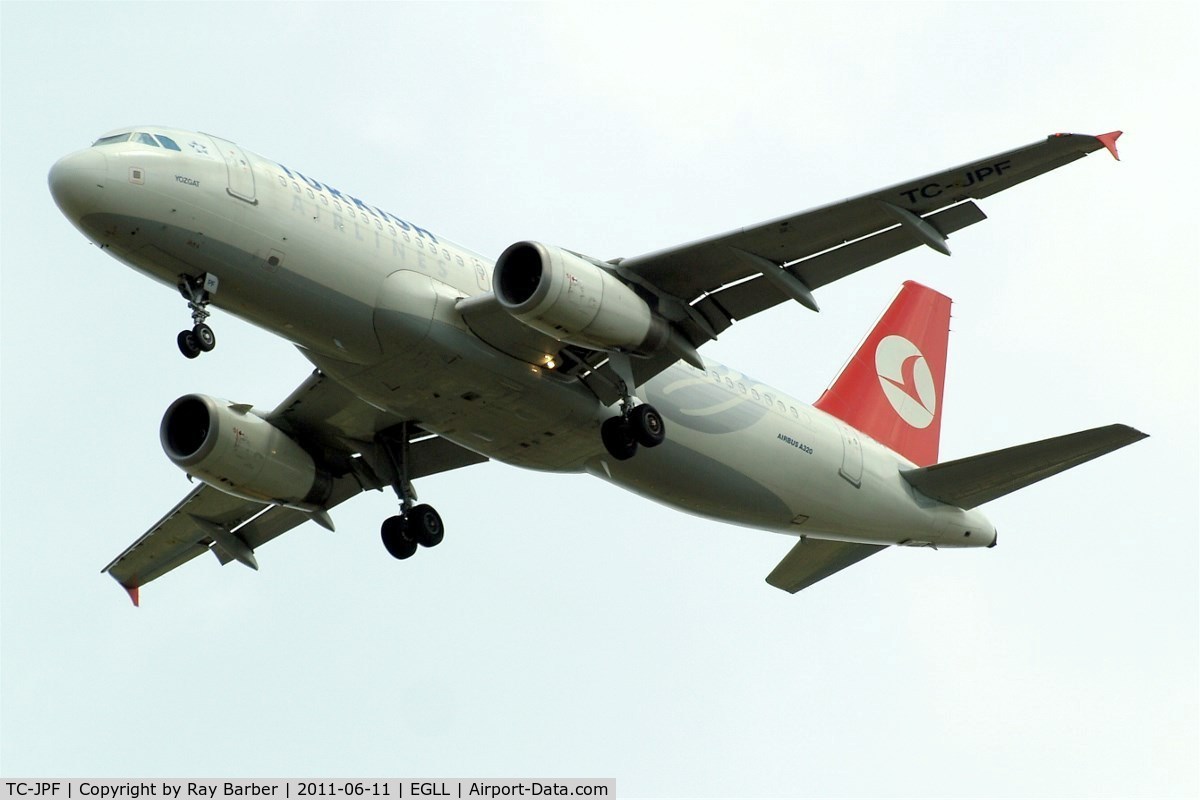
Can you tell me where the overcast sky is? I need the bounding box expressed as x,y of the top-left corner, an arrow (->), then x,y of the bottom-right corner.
2,3 -> 1197,797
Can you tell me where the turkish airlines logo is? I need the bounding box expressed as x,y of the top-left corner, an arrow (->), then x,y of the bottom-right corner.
875,335 -> 937,428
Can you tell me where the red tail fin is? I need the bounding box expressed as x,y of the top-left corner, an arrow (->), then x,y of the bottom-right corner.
814,281 -> 951,467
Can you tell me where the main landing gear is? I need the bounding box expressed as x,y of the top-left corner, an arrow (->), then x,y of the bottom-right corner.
598,354 -> 666,461
378,425 -> 445,561
381,503 -> 444,560
176,273 -> 219,359
601,400 -> 666,461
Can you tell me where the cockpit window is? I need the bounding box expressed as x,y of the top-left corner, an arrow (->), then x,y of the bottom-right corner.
93,133 -> 132,146
92,131 -> 182,149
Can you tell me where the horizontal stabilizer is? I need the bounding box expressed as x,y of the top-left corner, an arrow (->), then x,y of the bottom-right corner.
901,424 -> 1147,510
766,538 -> 887,594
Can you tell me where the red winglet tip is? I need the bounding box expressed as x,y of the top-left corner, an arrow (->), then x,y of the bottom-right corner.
125,585 -> 140,607
1096,130 -> 1122,161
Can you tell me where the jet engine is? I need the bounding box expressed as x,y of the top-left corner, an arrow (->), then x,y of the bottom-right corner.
493,241 -> 671,354
160,394 -> 331,506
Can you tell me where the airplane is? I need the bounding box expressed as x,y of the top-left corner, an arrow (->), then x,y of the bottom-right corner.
47,126 -> 1146,605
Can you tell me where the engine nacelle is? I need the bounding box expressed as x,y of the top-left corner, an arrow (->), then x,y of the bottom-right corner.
493,241 -> 669,353
160,394 -> 331,507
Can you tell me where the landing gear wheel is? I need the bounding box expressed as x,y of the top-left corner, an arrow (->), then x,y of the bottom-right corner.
381,516 -> 418,560
177,329 -> 202,359
601,416 -> 639,461
193,323 -> 216,352
410,504 -> 444,548
630,404 -> 666,448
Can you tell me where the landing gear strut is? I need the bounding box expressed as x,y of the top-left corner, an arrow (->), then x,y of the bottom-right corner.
378,425 -> 445,560
176,273 -> 219,359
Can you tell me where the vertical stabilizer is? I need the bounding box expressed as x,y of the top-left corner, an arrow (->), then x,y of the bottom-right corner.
814,281 -> 951,466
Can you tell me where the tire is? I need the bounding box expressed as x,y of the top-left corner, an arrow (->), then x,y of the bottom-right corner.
381,516 -> 418,560
193,323 -> 216,352
630,404 -> 666,448
410,504 -> 444,547
177,329 -> 201,359
601,416 -> 638,461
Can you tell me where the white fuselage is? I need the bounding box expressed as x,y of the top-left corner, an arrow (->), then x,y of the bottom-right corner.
49,127 -> 996,549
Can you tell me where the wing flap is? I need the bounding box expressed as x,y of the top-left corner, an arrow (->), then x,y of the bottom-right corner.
697,201 -> 987,329
901,424 -> 1147,510
766,537 -> 887,593
232,473 -> 366,551
408,432 -> 491,476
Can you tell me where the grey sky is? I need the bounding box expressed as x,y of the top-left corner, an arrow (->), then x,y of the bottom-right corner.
2,2 -> 1197,797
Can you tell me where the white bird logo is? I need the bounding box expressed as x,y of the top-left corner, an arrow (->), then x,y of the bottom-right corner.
874,335 -> 936,428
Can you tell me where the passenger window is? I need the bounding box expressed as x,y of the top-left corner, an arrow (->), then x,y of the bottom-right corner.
155,135 -> 182,151
790,407 -> 798,418
738,383 -> 747,394
752,389 -> 760,400
132,132 -> 160,147
277,176 -> 287,187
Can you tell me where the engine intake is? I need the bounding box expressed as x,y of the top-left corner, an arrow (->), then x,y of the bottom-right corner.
160,394 -> 331,506
493,241 -> 669,353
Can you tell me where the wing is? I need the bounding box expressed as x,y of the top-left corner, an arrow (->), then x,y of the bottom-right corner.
464,131 -> 1120,394
620,131 -> 1121,350
102,371 -> 488,604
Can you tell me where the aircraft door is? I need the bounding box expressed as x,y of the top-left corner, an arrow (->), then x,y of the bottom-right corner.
836,423 -> 863,487
208,134 -> 257,204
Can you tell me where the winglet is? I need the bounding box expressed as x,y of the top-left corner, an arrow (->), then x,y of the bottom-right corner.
1096,130 -> 1122,161
124,584 -> 140,607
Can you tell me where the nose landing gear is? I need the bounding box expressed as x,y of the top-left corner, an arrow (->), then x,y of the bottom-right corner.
176,273 -> 219,359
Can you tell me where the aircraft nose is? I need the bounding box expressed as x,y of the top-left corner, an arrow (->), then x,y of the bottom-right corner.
48,148 -> 108,220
